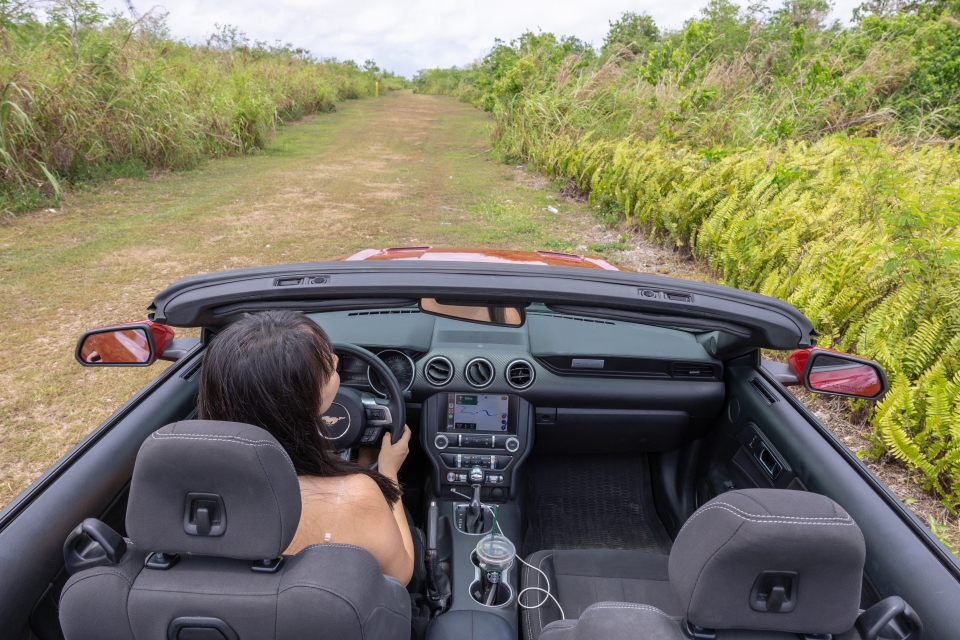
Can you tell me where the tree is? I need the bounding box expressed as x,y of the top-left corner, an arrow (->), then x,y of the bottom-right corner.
603,11 -> 659,56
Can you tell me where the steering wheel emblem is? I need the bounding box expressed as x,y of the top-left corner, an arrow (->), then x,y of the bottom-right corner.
320,402 -> 351,440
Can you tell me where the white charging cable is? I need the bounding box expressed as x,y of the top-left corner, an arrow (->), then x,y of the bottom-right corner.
495,521 -> 565,620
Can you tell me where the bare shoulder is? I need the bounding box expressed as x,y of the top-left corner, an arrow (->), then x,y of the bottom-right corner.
341,473 -> 390,512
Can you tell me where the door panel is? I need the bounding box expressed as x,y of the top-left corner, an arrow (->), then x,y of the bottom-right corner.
704,355 -> 960,639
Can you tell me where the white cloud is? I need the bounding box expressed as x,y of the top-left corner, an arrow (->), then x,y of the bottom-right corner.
99,0 -> 865,78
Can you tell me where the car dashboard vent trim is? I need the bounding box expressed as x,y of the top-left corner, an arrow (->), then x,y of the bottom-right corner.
749,377 -> 778,404
464,357 -> 495,388
348,309 -> 420,316
673,362 -> 718,379
505,359 -> 535,389
424,356 -> 454,386
527,312 -> 615,325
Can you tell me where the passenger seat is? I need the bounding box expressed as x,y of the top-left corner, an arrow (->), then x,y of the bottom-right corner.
522,488 -> 866,639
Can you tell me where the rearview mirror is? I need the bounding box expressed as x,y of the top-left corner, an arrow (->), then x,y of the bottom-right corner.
75,321 -> 175,366
419,298 -> 525,327
790,348 -> 888,400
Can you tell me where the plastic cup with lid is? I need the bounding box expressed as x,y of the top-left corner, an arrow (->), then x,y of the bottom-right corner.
475,534 -> 516,574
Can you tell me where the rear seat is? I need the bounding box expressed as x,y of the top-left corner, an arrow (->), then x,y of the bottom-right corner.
521,488 -> 866,640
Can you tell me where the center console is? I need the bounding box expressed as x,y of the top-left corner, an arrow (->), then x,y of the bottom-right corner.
420,393 -> 534,637
421,393 -> 534,503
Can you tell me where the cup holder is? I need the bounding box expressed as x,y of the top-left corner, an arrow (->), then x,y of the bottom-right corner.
469,550 -> 514,608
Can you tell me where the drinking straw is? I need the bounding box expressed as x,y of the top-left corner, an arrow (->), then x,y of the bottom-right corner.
491,505 -> 500,539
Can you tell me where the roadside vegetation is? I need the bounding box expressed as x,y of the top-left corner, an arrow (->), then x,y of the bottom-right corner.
414,0 -> 960,541
0,0 -> 406,215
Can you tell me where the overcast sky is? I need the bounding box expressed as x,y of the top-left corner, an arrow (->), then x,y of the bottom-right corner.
96,0 -> 863,78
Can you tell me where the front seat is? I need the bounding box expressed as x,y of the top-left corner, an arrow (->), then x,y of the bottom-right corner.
59,420 -> 412,640
522,488 -> 866,639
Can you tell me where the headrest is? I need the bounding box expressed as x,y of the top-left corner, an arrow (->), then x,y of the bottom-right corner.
126,421 -> 302,560
668,489 -> 865,635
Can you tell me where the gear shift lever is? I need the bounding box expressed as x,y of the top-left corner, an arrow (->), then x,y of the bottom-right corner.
465,466 -> 485,534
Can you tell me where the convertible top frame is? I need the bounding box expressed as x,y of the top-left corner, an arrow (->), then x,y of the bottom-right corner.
147,261 -> 815,351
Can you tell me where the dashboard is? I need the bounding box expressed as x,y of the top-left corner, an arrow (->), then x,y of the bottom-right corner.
311,304 -> 727,481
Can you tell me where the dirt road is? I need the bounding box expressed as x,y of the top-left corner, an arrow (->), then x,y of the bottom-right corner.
0,90 -> 699,505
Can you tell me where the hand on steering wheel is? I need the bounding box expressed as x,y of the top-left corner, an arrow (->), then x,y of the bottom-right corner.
319,343 -> 406,452
378,425 -> 411,479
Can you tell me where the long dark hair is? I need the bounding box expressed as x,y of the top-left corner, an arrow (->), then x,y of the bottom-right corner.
197,310 -> 401,506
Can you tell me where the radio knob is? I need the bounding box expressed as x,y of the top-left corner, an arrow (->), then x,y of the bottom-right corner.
505,437 -> 520,453
435,434 -> 449,450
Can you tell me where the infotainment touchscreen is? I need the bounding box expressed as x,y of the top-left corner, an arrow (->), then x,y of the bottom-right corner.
446,394 -> 510,431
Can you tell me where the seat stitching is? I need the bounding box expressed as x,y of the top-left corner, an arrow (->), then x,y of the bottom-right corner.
274,582 -> 280,640
737,492 -> 774,515
253,445 -> 285,557
522,552 -> 544,640
278,583 -> 410,635
151,433 -> 296,473
523,557 -> 534,640
584,603 -> 675,620
538,552 -> 553,633
61,570 -> 137,638
384,575 -> 405,588
131,586 -> 278,595
691,502 -> 852,522
677,503 -> 854,537
295,542 -> 369,555
686,522 -> 741,616
62,569 -> 134,593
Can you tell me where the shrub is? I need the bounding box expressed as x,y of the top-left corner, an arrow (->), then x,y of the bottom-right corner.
423,2 -> 960,509
0,4 -> 403,214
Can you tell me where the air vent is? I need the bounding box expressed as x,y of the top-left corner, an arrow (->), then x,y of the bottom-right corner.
749,378 -> 778,404
465,358 -> 495,388
506,359 -> 535,389
424,356 -> 454,386
673,362 -> 716,379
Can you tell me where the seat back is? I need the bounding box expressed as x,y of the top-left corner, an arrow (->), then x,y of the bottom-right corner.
669,488 -> 866,636
59,421 -> 412,640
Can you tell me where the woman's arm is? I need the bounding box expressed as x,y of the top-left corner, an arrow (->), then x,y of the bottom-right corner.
376,426 -> 416,581
340,471 -> 415,584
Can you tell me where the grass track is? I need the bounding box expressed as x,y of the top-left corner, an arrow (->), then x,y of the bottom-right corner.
0,90 -> 617,506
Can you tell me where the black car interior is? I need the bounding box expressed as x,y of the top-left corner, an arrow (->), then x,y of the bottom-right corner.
1,296 -> 955,639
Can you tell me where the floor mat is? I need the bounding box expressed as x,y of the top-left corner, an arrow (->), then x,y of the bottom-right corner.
521,454 -> 672,556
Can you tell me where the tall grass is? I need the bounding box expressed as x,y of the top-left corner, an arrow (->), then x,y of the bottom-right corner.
417,1 -> 960,520
0,2 -> 406,215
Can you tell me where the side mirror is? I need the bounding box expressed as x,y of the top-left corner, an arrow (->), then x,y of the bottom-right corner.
788,348 -> 888,400
75,321 -> 175,367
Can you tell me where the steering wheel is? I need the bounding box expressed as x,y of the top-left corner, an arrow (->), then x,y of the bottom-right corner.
320,343 -> 406,452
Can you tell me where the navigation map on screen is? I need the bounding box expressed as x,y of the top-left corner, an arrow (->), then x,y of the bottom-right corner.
446,394 -> 509,431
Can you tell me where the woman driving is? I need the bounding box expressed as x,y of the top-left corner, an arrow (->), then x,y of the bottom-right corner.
197,310 -> 416,585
